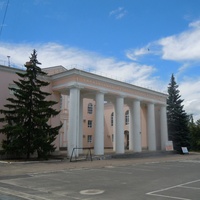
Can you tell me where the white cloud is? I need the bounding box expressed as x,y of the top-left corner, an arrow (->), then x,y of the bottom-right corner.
126,20 -> 200,64
159,20 -> 200,62
179,78 -> 200,121
126,46 -> 151,61
109,7 -> 127,19
159,20 -> 200,121
0,42 -> 158,90
189,20 -> 200,28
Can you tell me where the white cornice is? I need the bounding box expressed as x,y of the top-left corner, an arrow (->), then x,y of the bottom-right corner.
51,68 -> 168,98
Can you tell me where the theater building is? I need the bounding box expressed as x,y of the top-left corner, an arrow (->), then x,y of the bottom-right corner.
0,64 -> 169,157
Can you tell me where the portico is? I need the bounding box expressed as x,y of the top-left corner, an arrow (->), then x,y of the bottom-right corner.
51,68 -> 168,157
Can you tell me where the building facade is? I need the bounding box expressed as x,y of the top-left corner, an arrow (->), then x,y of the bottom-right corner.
0,65 -> 169,157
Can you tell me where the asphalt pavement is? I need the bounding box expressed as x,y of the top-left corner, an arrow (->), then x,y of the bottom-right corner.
0,151 -> 200,200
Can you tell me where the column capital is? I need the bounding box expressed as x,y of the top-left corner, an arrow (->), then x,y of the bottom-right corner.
69,84 -> 84,90
147,101 -> 156,105
133,98 -> 141,102
117,93 -> 126,98
96,90 -> 107,94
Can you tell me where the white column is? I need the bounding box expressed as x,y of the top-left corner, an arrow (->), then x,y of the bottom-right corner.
78,96 -> 83,154
147,103 -> 156,151
94,92 -> 104,155
160,105 -> 168,150
63,95 -> 68,147
115,96 -> 124,154
68,87 -> 80,157
133,99 -> 142,152
129,105 -> 133,151
111,108 -> 116,151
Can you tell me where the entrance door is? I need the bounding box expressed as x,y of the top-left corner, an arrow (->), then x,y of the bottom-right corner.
124,130 -> 129,150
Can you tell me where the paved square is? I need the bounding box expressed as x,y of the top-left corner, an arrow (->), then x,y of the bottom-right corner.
1,155 -> 200,199
0,155 -> 200,200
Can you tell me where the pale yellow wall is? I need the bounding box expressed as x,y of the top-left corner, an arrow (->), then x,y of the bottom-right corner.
0,66 -> 165,153
50,90 -> 61,151
0,66 -> 61,151
155,105 -> 161,149
59,95 -> 69,148
0,68 -> 20,146
104,103 -> 114,148
80,100 -> 151,150
82,98 -> 96,148
141,105 -> 148,150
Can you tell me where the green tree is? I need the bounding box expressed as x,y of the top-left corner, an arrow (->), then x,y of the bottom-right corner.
167,74 -> 190,153
189,118 -> 200,151
0,50 -> 62,159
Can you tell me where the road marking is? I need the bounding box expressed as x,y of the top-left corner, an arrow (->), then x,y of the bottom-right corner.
146,179 -> 200,200
147,193 -> 190,200
128,167 -> 153,172
92,168 -> 132,174
105,165 -> 115,168
80,189 -> 104,195
181,185 -> 200,190
180,160 -> 200,163
0,186 -> 50,200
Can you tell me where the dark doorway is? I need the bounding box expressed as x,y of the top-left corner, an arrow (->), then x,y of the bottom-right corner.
124,130 -> 129,150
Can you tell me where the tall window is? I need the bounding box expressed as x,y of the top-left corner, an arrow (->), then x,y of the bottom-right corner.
88,120 -> 92,128
88,103 -> 93,114
60,95 -> 63,110
112,134 -> 114,142
111,112 -> 114,126
125,110 -> 129,125
87,135 -> 92,143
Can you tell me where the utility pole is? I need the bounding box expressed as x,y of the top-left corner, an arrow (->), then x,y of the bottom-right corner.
7,55 -> 10,67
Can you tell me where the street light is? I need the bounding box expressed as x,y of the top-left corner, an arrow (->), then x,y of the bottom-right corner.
7,55 -> 10,67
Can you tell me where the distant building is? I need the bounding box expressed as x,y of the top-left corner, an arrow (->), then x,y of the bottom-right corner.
0,64 -> 168,157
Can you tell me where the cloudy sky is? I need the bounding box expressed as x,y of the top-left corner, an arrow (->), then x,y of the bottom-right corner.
0,0 -> 200,120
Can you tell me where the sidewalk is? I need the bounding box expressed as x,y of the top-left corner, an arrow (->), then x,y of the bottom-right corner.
1,151 -> 200,177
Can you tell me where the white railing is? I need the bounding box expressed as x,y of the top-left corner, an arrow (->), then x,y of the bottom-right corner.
0,59 -> 7,66
0,60 -> 25,70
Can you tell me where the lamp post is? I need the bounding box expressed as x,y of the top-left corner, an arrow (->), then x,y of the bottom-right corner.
7,55 -> 10,67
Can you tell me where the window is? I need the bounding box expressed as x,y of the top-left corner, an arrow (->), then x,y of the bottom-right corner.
111,112 -> 114,126
125,110 -> 129,125
88,120 -> 92,128
87,135 -> 92,143
112,134 -> 114,142
60,95 -> 63,110
88,103 -> 93,114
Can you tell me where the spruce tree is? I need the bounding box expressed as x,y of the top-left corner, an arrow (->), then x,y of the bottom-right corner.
189,118 -> 200,151
0,50 -> 62,159
167,74 -> 190,153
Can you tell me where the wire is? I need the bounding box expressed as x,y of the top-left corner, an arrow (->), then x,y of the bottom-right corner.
0,0 -> 9,39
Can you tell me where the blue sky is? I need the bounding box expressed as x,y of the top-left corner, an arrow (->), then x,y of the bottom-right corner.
0,0 -> 200,120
